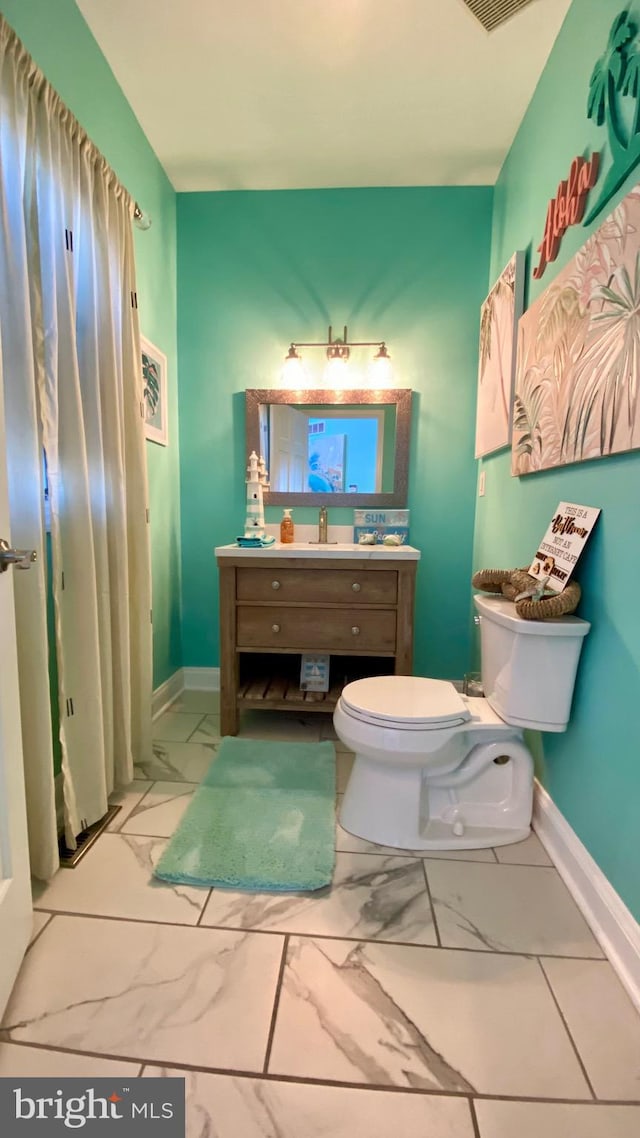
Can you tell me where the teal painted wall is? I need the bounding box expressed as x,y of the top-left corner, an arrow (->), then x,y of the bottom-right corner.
477,0 -> 640,918
178,187 -> 493,681
1,0 -> 183,687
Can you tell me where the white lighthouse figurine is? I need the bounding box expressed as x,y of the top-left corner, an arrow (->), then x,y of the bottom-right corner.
244,450 -> 267,538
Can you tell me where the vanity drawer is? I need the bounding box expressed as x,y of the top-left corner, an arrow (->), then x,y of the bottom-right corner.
236,567 -> 398,605
237,606 -> 397,652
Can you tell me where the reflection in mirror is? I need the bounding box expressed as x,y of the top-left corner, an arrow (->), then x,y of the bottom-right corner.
246,389 -> 411,507
263,406 -> 393,493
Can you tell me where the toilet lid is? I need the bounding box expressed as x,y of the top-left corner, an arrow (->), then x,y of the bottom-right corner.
341,676 -> 471,727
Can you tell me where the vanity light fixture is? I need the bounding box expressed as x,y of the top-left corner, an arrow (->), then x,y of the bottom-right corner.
282,326 -> 391,388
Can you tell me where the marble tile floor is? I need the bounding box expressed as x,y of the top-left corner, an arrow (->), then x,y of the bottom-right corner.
2,699 -> 640,1137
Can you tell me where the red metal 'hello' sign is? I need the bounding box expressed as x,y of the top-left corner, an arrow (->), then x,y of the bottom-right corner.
533,153 -> 601,280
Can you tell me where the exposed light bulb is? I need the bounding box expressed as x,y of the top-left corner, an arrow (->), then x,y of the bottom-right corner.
281,347 -> 307,389
369,346 -> 393,386
323,355 -> 350,388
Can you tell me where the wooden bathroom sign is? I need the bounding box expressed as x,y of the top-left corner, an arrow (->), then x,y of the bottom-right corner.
528,502 -> 601,592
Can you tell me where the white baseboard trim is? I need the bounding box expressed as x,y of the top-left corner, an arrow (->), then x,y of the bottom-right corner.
152,667 -> 219,715
533,780 -> 640,1012
152,670 -> 185,720
182,666 -> 220,691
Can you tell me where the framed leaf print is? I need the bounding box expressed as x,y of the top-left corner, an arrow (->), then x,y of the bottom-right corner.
512,183 -> 640,474
475,252 -> 525,458
141,336 -> 168,446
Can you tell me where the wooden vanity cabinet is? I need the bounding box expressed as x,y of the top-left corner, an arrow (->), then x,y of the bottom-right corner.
216,552 -> 417,736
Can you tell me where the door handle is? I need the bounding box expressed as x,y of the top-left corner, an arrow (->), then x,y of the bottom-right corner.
0,538 -> 37,573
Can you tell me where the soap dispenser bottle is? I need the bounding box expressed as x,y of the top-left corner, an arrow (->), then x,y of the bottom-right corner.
280,508 -> 294,544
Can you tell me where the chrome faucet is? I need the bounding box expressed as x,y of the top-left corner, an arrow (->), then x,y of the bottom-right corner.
318,506 -> 328,544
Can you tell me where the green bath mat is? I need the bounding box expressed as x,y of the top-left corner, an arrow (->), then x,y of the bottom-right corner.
154,737 -> 336,891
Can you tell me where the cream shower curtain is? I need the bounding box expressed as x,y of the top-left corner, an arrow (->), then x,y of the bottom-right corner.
0,17 -> 152,876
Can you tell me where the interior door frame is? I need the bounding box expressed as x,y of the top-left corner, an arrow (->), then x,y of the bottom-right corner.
0,360 -> 33,1016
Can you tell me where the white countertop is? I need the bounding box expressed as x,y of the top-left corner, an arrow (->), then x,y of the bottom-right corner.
215,541 -> 421,560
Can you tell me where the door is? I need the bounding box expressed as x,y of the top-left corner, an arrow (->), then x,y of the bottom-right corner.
269,405 -> 308,491
0,359 -> 33,1017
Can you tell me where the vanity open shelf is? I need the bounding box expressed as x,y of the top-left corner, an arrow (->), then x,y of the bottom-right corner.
237,652 -> 396,714
215,544 -> 419,735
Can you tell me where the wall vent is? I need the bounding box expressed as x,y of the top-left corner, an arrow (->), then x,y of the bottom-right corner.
462,0 -> 536,32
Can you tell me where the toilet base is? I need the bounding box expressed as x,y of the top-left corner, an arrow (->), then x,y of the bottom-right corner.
339,811 -> 531,851
340,739 -> 534,851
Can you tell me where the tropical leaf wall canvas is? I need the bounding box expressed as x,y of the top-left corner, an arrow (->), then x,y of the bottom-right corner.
141,336 -> 168,446
512,183 -> 640,475
474,252 -> 525,458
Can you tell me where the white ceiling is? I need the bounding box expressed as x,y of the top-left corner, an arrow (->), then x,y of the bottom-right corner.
76,0 -> 572,192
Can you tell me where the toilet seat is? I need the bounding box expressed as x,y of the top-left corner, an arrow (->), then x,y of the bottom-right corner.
340,675 -> 471,731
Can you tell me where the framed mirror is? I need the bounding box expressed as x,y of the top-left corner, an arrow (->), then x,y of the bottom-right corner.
246,388 -> 412,507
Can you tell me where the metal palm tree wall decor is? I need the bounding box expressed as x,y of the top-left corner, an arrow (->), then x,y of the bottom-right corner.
512,181 -> 640,474
585,8 -> 640,224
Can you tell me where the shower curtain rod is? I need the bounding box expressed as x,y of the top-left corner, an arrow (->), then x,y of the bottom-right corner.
0,17 -> 152,232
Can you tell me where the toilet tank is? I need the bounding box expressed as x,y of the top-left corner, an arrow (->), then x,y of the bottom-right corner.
474,594 -> 590,732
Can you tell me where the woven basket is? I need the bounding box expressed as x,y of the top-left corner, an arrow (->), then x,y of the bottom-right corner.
473,567 -> 582,620
471,568 -> 515,594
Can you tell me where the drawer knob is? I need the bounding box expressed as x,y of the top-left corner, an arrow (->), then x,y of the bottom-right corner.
271,580 -> 281,590
351,626 -> 360,636
351,582 -> 361,592
272,623 -> 280,633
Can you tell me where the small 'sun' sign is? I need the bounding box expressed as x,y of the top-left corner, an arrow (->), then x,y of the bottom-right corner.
0,1078 -> 185,1136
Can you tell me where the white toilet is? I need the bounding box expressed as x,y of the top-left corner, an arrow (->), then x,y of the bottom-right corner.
334,593 -> 590,850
